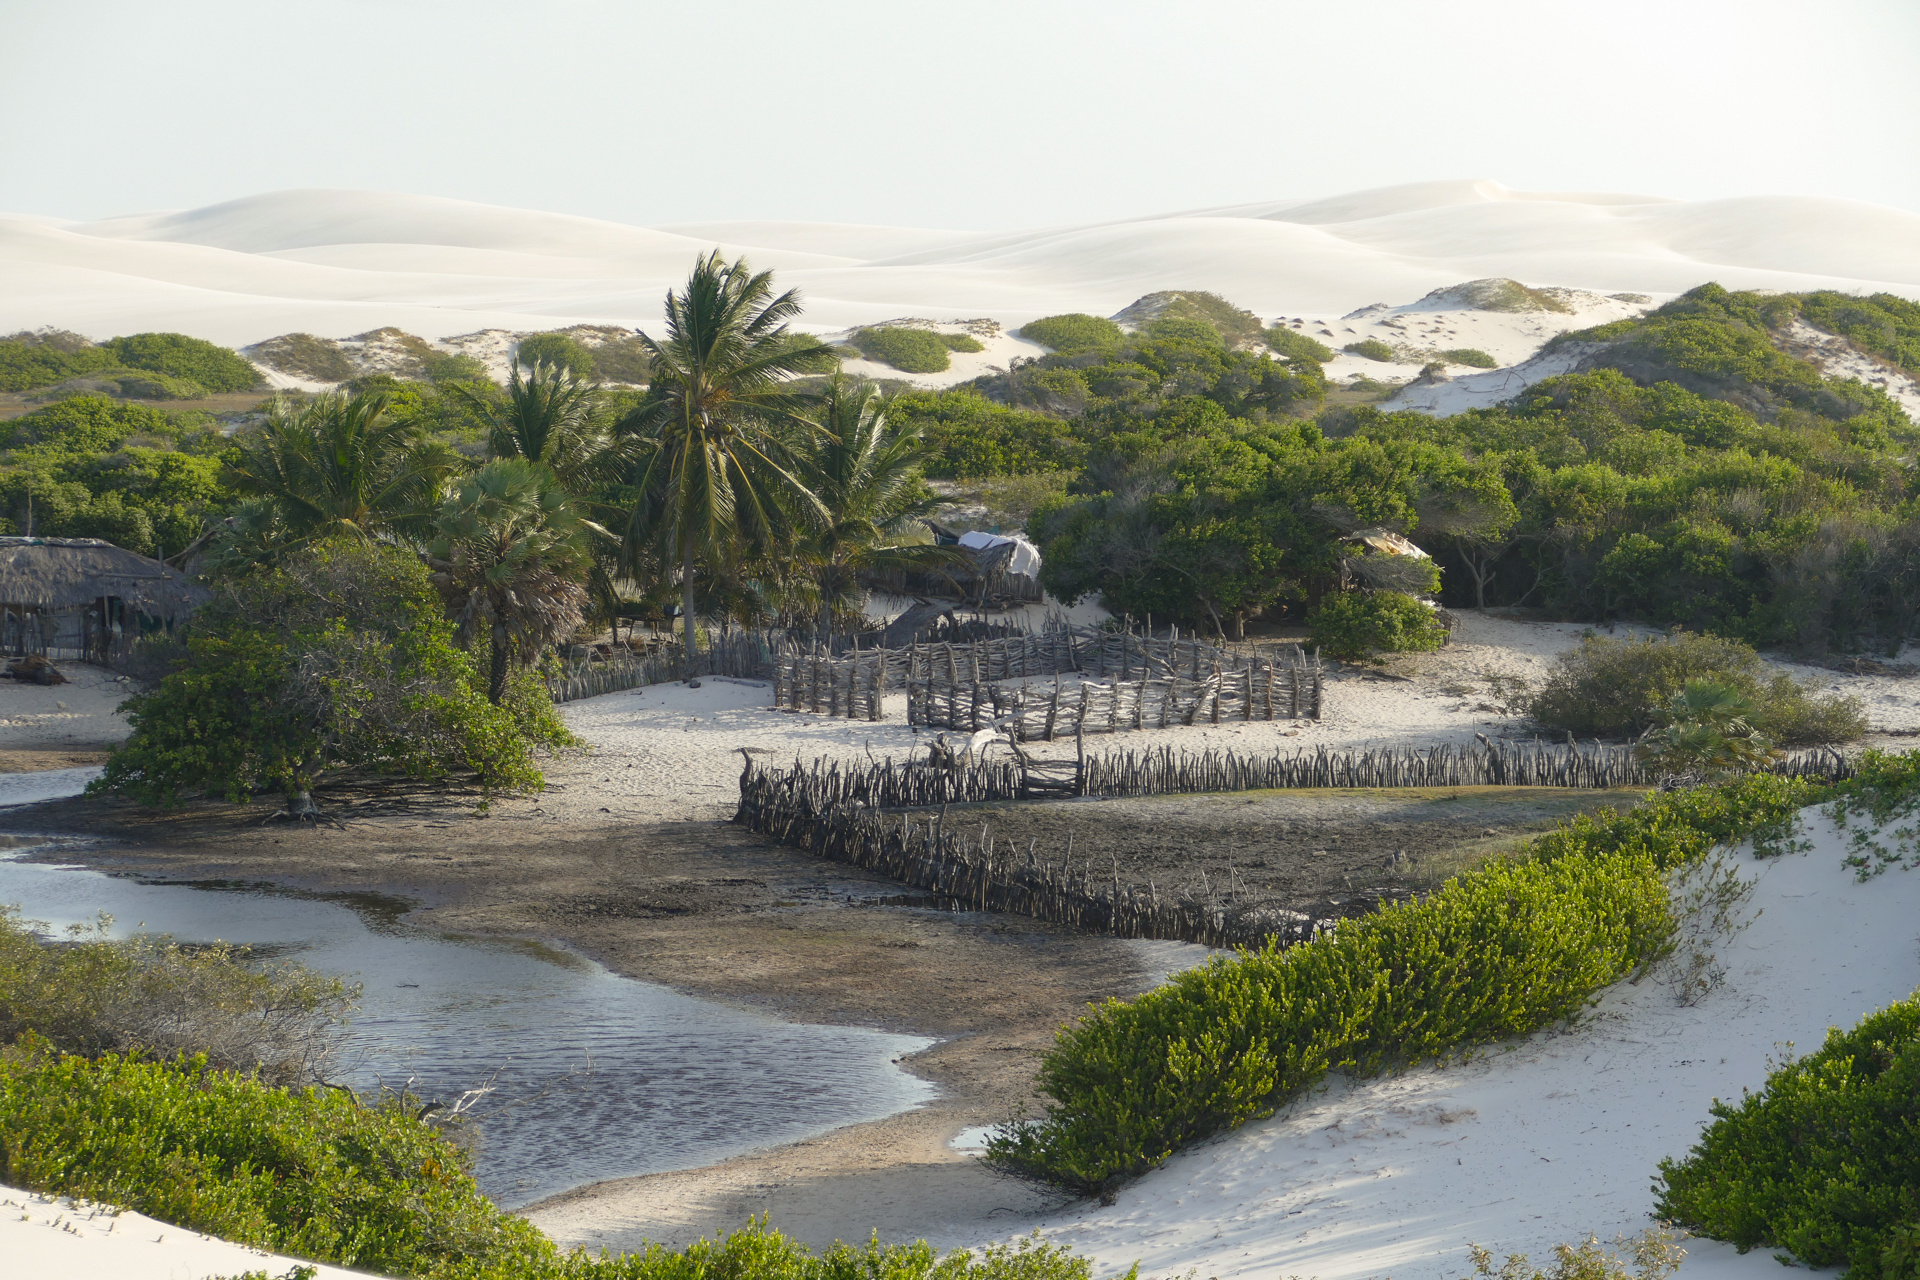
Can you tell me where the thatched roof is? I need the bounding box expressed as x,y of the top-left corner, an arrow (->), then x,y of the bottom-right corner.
0,537 -> 211,616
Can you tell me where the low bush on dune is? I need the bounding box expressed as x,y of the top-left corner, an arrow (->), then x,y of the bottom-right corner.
852,326 -> 952,373
1526,631 -> 1865,744
985,772 -> 1829,1197
1343,337 -> 1395,361
1441,347 -> 1499,368
1264,326 -> 1334,362
1656,993 -> 1920,1280
1018,313 -> 1124,353
940,332 -> 985,353
0,1046 -> 1114,1280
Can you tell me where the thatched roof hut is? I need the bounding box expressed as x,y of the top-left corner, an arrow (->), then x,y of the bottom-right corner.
0,537 -> 210,619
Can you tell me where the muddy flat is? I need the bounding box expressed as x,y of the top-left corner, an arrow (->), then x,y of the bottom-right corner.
911,786 -> 1644,921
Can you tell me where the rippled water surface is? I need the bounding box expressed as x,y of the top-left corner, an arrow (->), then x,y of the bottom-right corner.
0,814 -> 934,1207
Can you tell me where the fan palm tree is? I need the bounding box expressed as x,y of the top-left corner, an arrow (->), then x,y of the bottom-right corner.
461,358 -> 631,496
224,390 -> 460,548
624,251 -> 828,671
428,459 -> 597,704
792,375 -> 966,638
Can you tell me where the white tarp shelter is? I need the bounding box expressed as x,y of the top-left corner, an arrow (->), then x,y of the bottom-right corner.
956,530 -> 1042,579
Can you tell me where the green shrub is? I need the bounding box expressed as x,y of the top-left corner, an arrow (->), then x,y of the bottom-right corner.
1441,347 -> 1499,368
0,910 -> 352,1082
424,353 -> 490,384
96,539 -> 548,808
1655,993 -> 1920,1279
1343,338 -> 1396,362
1308,590 -> 1448,661
1526,632 -> 1865,744
0,1047 -> 1114,1280
988,773 -> 1818,1197
852,327 -> 951,373
0,331 -> 120,392
940,333 -> 985,353
514,334 -> 595,379
1265,327 -> 1335,362
104,333 -> 261,393
249,333 -> 356,383
887,389 -> 1085,479
1017,314 -> 1124,353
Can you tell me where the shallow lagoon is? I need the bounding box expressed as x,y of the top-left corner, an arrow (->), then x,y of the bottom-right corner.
0,777 -> 935,1207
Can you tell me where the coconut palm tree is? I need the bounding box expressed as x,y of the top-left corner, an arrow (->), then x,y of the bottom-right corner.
224,390 -> 461,548
792,375 -> 966,638
462,357 -> 631,496
623,251 -> 827,671
428,459 -> 597,704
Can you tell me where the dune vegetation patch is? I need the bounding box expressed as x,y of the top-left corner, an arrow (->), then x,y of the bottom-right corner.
1019,313 -> 1125,353
1440,347 -> 1499,368
1111,290 -> 1267,348
852,325 -> 953,373
247,332 -> 356,383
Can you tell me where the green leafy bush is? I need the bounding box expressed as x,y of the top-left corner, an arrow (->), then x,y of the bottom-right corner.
514,334 -> 595,379
0,1047 -> 1115,1280
104,333 -> 261,393
1343,338 -> 1395,362
1265,327 -> 1335,362
988,773 -> 1818,1197
1441,347 -> 1499,368
853,327 -> 951,373
96,539 -> 551,808
887,389 -> 1085,479
1655,994 -> 1920,1279
940,333 -> 985,353
0,910 -> 351,1082
1526,632 -> 1865,744
1018,314 -> 1124,353
249,333 -> 356,383
1308,589 -> 1448,661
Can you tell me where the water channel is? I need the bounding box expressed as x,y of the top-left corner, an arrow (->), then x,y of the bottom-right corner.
0,772 -> 936,1208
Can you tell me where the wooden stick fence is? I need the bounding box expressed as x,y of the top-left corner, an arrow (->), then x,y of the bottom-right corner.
734,756 -> 1319,949
770,625 -> 1323,725
733,740 -> 1858,947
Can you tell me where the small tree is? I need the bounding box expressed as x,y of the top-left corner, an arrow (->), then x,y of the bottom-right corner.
1635,680 -> 1779,777
94,540 -> 544,816
1308,590 -> 1449,662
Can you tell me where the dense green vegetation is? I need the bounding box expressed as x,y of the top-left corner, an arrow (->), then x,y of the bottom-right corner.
852,326 -> 954,373
973,283 -> 1920,654
1441,347 -> 1498,368
0,395 -> 229,554
986,770 -> 1836,1196
0,330 -> 260,396
1113,290 -> 1266,347
516,333 -> 596,378
1656,993 -> 1920,1280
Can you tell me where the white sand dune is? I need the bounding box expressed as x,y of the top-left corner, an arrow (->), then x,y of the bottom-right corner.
5,179 -> 1918,348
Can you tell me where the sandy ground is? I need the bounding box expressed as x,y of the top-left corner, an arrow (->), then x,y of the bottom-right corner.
0,661 -> 131,771
0,1183 -> 372,1280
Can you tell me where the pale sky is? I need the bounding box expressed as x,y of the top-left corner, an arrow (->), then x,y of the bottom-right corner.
4,0 -> 1917,228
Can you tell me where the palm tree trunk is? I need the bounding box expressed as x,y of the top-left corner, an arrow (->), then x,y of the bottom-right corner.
489,623 -> 510,705
681,540 -> 699,678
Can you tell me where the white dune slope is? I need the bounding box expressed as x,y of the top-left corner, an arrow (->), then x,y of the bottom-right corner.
4,179 -> 1919,346
1035,812 -> 1920,1280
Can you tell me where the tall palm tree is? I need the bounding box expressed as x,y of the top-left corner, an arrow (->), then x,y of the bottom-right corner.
428,459 -> 597,704
224,390 -> 460,548
624,252 -> 827,672
793,375 -> 966,637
